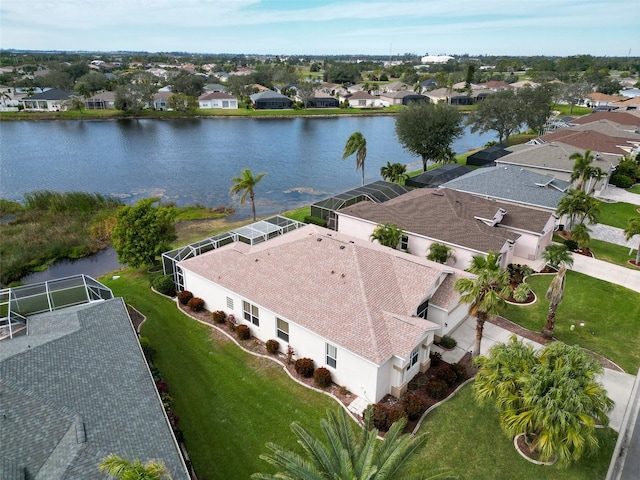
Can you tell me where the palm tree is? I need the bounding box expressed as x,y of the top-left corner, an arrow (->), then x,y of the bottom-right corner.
98,454 -> 171,479
380,162 -> 408,184
541,244 -> 574,270
556,189 -> 600,230
569,149 -> 595,191
252,407 -> 454,480
585,166 -> 605,194
230,168 -> 267,222
570,222 -> 591,249
427,243 -> 455,265
454,251 -> 513,358
624,217 -> 640,265
370,223 -> 404,249
0,90 -> 11,108
343,131 -> 367,186
541,265 -> 567,339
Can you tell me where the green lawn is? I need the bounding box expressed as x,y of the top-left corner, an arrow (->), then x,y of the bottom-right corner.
590,238 -> 639,269
408,384 -> 617,480
597,201 -> 640,229
501,271 -> 640,373
101,270 -> 342,480
628,184 -> 640,194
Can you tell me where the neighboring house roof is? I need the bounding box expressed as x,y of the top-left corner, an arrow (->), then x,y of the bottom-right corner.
466,144 -> 510,166
86,91 -> 116,102
405,164 -> 474,188
153,91 -> 172,100
346,91 -> 377,100
424,88 -> 449,100
440,165 -> 569,211
510,80 -> 539,89
538,129 -> 638,156
250,90 -> 291,101
179,225 -> 450,365
478,81 -> 512,90
500,142 -> 618,173
0,298 -> 189,480
381,81 -> 410,92
22,88 -> 73,100
566,120 -> 640,139
198,91 -> 236,101
379,91 -> 424,100
203,83 -> 226,92
569,111 -> 640,129
588,92 -> 628,103
339,188 -> 552,254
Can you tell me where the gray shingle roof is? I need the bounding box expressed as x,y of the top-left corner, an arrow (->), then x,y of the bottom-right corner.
440,166 -> 569,211
22,88 -> 74,100
0,299 -> 189,480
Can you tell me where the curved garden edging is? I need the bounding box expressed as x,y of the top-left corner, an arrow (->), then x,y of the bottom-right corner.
411,377 -> 475,435
514,434 -> 557,465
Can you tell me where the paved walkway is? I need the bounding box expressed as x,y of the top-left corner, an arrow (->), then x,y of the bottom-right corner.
570,253 -> 640,293
437,316 -> 636,432
597,185 -> 640,206
590,223 -> 637,249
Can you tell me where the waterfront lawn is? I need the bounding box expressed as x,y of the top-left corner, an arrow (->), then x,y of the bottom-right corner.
407,384 -> 616,480
500,271 -> 640,373
102,270 -> 343,480
597,201 -> 640,229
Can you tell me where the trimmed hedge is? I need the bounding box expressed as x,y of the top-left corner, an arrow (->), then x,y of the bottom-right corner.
425,379 -> 448,400
294,357 -> 315,378
152,275 -> 176,297
187,297 -> 205,312
236,324 -> 250,340
212,310 -> 227,324
401,392 -> 426,421
304,215 -> 328,227
313,367 -> 332,388
266,339 -> 280,354
430,351 -> 442,366
177,290 -> 193,305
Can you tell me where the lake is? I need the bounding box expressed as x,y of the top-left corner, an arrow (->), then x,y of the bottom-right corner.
0,116 -> 496,219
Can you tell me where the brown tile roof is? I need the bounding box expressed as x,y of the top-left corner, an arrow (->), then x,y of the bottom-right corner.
348,91 -> 377,100
569,111 -> 640,129
198,91 -> 236,100
179,225 -> 454,364
339,188 -> 553,253
587,92 -> 628,102
539,129 -> 637,155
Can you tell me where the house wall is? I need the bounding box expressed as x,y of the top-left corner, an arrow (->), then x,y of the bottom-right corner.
504,215 -> 555,260
180,268 -> 394,402
428,303 -> 468,336
199,99 -> 238,109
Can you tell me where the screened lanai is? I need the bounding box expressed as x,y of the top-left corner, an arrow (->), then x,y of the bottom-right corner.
162,215 -> 304,290
311,180 -> 410,229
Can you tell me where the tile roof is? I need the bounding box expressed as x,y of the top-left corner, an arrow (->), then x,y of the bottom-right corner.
339,188 -> 553,253
347,91 -> 377,100
539,129 -> 638,156
500,142 -> 618,173
569,111 -> 640,129
0,299 -> 189,480
440,166 -> 568,210
198,91 -> 236,100
179,225 -> 454,365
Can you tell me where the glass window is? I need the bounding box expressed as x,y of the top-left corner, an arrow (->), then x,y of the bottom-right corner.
400,235 -> 409,251
276,318 -> 289,342
326,343 -> 337,369
416,299 -> 429,319
406,347 -> 419,370
243,300 -> 259,326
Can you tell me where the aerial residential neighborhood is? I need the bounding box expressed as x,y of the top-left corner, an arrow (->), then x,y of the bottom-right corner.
1,7 -> 640,476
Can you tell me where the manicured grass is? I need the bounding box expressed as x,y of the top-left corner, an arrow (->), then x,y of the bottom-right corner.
101,270 -> 343,479
597,201 -> 640,229
408,384 -> 617,480
500,271 -> 640,372
628,184 -> 640,194
590,238 -> 639,269
282,205 -> 311,223
552,104 -> 592,117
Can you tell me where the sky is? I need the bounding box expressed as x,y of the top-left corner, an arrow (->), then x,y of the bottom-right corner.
1,0 -> 638,57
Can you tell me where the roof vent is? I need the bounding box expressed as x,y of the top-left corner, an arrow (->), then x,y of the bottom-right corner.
317,238 -> 322,242
339,245 -> 345,249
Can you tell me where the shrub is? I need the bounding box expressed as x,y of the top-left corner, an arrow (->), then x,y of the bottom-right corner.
314,367 -> 332,388
451,362 -> 467,382
177,290 -> 193,305
610,174 -> 634,188
387,403 -> 408,428
226,313 -> 237,331
564,238 -> 579,251
236,324 -> 250,340
187,297 -> 205,312
139,337 -> 155,362
294,357 -> 315,378
286,345 -> 295,365
401,392 -> 427,421
430,351 -> 442,366
266,339 -> 280,354
425,379 -> 448,400
436,365 -> 458,386
371,403 -> 389,431
439,335 -> 457,349
152,275 -> 176,297
303,215 -> 328,227
212,310 -> 227,324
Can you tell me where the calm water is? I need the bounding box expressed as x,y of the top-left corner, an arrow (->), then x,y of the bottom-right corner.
0,116 -> 495,219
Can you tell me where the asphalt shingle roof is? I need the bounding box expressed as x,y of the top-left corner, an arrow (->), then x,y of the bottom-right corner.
0,299 -> 189,480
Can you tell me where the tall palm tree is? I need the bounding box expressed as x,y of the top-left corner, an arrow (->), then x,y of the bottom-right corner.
98,454 -> 171,480
570,222 -> 591,249
230,168 -> 267,222
252,407 -> 454,480
569,149 -> 595,191
541,244 -> 574,270
556,189 -> 600,230
541,265 -> 567,339
624,217 -> 640,265
370,223 -> 404,249
454,251 -> 513,358
343,131 -> 367,186
380,161 -> 408,184
585,165 -> 605,194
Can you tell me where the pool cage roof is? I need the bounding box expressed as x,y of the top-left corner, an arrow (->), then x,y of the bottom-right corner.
0,275 -> 114,340
162,216 -> 305,290
311,180 -> 410,221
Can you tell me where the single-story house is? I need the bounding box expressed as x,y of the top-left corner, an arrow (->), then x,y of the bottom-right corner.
177,224 -> 471,402
84,91 -> 116,109
440,166 -> 569,213
341,91 -> 383,108
1,278 -> 189,479
537,129 -> 639,157
198,91 -> 238,109
466,143 -> 510,167
306,91 -> 339,108
405,164 -> 473,188
250,90 -> 293,109
379,91 -> 427,106
337,188 -> 556,270
153,91 -> 173,110
21,89 -> 75,111
568,111 -> 640,130
424,88 -> 450,104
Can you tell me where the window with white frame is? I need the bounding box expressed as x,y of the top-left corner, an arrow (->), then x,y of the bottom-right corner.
242,300 -> 259,326
326,343 -> 337,368
406,347 -> 419,371
276,318 -> 289,342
